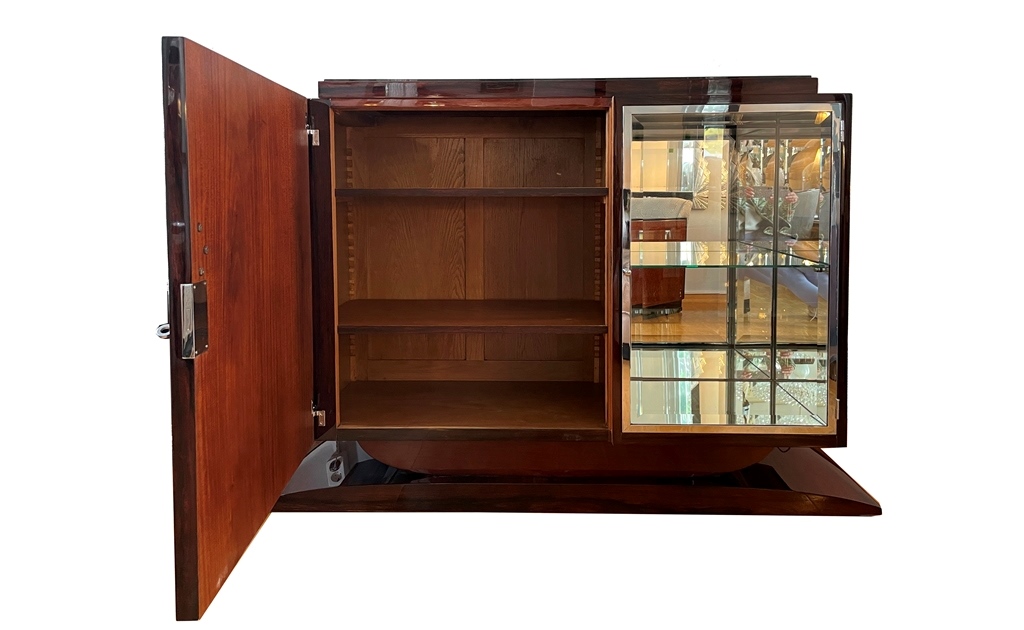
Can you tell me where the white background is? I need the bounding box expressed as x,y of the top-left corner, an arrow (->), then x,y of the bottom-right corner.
1,1 -> 1019,627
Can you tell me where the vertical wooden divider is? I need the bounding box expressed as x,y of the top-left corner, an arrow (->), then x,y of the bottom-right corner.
605,105 -> 616,432
346,137 -> 368,381
465,136 -> 485,361
589,115 -> 603,384
329,111 -> 343,424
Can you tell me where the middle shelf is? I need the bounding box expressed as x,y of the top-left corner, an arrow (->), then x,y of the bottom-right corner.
337,299 -> 606,334
630,240 -> 829,269
336,187 -> 609,198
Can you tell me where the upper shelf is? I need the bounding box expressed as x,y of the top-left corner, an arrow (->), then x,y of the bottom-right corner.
337,299 -> 606,334
630,241 -> 829,269
336,187 -> 608,198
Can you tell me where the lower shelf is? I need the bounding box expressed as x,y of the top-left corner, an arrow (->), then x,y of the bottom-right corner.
275,448 -> 881,516
337,380 -> 607,440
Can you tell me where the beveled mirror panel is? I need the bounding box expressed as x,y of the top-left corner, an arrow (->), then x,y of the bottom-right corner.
622,104 -> 841,432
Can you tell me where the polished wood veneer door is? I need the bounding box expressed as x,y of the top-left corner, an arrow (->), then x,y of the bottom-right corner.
163,37 -> 313,620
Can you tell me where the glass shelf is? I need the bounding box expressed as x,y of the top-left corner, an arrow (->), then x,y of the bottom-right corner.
629,347 -> 828,427
630,240 -> 828,269
630,380 -> 826,426
631,347 -> 828,381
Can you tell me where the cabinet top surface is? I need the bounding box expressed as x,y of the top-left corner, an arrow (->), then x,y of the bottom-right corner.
318,76 -> 834,102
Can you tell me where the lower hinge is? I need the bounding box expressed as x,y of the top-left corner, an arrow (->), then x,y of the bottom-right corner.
312,403 -> 326,427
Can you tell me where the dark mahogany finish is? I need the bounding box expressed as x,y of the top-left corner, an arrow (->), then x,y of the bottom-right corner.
359,440 -> 771,476
162,37 -> 198,622
163,37 -> 314,620
274,447 -> 880,516
836,94 -> 852,447
319,77 -> 820,102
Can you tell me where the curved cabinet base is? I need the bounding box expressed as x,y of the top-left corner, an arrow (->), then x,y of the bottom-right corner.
360,440 -> 773,477
274,447 -> 880,516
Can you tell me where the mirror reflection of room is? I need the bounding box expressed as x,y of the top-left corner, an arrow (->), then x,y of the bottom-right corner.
627,108 -> 835,427
629,118 -> 832,346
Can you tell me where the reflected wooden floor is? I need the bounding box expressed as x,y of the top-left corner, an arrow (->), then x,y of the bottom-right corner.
632,281 -> 827,345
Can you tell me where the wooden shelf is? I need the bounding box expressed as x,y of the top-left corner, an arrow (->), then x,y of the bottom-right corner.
337,299 -> 605,334
336,187 -> 608,198
337,381 -> 607,440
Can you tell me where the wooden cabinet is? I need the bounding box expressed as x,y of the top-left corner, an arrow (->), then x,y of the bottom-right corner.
630,218 -> 687,308
161,37 -> 878,620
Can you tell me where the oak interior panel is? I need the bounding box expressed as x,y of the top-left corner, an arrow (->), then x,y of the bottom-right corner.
363,356 -> 593,381
483,197 -> 598,363
339,381 -> 606,435
482,198 -> 595,299
355,199 -> 466,299
350,137 -> 465,188
366,333 -> 466,360
332,109 -> 609,433
482,138 -> 587,186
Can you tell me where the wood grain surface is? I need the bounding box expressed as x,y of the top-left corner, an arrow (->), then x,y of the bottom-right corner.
318,77 -> 820,101
350,136 -> 465,188
482,138 -> 587,187
164,37 -> 313,620
483,198 -> 595,363
356,199 -> 466,299
274,447 -> 879,516
358,440 -> 770,476
336,299 -> 604,333
363,359 -> 592,381
337,381 -> 606,439
337,110 -> 609,384
336,187 -> 607,197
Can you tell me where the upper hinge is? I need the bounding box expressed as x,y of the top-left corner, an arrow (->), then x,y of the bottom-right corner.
306,119 -> 320,146
312,402 -> 326,427
839,119 -> 845,143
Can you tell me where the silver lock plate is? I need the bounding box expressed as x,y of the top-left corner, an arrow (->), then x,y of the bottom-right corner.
181,281 -> 209,359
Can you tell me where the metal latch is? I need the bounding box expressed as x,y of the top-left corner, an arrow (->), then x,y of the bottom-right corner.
306,126 -> 320,146
180,282 -> 209,359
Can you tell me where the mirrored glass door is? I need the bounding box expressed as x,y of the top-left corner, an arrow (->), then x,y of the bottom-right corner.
622,104 -> 841,433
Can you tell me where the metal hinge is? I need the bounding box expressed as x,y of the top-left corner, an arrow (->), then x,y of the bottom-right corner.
180,282 -> 209,359
839,119 -> 845,143
312,402 -> 326,427
306,123 -> 320,146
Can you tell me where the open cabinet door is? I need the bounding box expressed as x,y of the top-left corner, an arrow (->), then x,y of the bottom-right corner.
162,37 -> 313,620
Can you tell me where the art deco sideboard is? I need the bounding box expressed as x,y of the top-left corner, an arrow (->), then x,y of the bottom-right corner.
159,36 -> 879,620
